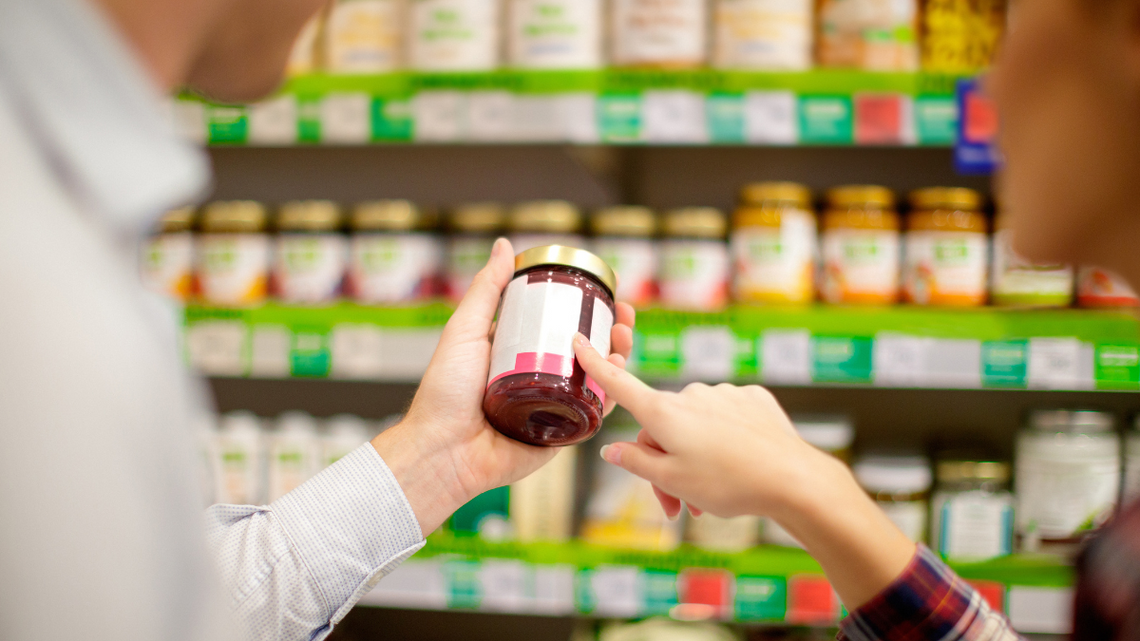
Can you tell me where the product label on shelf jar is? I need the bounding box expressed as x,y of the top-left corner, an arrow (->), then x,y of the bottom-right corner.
273,234 -> 349,303
286,16 -> 322,76
592,237 -> 658,307
878,500 -> 927,543
325,0 -> 404,72
817,0 -> 919,71
141,232 -> 194,299
1016,447 -> 1120,540
349,232 -> 442,303
902,231 -> 988,305
731,212 -> 816,304
713,0 -> 813,70
446,236 -> 496,301
933,491 -> 1014,560
197,234 -> 271,305
509,0 -> 602,68
991,229 -> 1074,306
409,0 -> 501,71
1077,266 -> 1140,307
660,239 -> 730,310
611,0 -> 708,67
821,228 -> 899,304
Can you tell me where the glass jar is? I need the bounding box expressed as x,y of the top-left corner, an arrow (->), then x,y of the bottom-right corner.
590,206 -> 659,308
1077,266 -> 1140,308
409,0 -> 501,71
610,0 -> 709,68
1016,409 -> 1121,549
854,454 -> 932,543
141,207 -> 195,300
347,200 -> 442,304
817,0 -> 919,71
321,414 -> 373,468
732,182 -> 817,304
508,200 -> 586,253
212,411 -> 267,505
902,187 -> 988,306
324,0 -> 404,73
766,414 -> 854,547
920,0 -> 1005,73
660,207 -> 731,311
509,446 -> 578,541
196,201 -> 271,306
687,513 -> 762,553
1125,416 -> 1140,502
445,202 -> 507,302
930,459 -> 1014,561
272,200 -> 348,304
712,0 -> 813,71
483,245 -> 617,446
821,185 -> 900,305
508,0 -> 603,69
267,411 -> 321,502
991,211 -> 1074,307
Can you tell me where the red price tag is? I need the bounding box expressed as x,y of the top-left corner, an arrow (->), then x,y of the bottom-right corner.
967,580 -> 1006,612
786,575 -> 839,624
677,569 -> 734,620
854,94 -> 904,144
964,92 -> 999,143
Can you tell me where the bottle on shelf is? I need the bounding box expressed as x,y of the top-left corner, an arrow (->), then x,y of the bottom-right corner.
322,414 -> 374,468
196,201 -> 272,307
590,205 -> 659,308
820,185 -> 901,305
660,207 -> 731,311
267,411 -> 322,502
712,0 -> 814,71
507,0 -> 604,69
902,187 -> 989,307
990,209 -> 1074,308
408,0 -> 502,71
272,200 -> 348,305
508,200 -> 586,253
609,0 -> 709,68
324,0 -> 405,74
853,453 -> 932,544
212,411 -> 268,505
445,202 -> 507,301
141,206 -> 196,300
930,457 -> 1014,561
346,200 -> 443,304
731,181 -> 817,305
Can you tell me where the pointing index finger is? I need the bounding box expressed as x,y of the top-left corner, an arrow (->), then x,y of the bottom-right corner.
573,332 -> 659,421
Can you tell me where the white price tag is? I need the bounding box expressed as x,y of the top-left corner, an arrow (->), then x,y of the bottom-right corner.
467,91 -> 516,141
330,324 -> 384,379
169,99 -> 207,143
922,338 -> 982,388
479,560 -> 531,612
413,91 -> 467,142
1028,338 -> 1091,390
249,325 -> 291,377
378,328 -> 443,380
744,91 -> 798,144
557,93 -> 599,143
760,329 -> 811,385
512,95 -> 562,142
642,91 -> 708,143
680,326 -> 735,381
590,566 -> 641,618
873,333 -> 923,387
320,92 -> 371,144
1007,586 -> 1073,634
248,95 -> 298,145
186,320 -> 247,376
532,565 -> 576,615
359,560 -> 447,609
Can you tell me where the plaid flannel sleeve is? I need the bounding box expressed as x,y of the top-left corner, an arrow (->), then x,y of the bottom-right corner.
838,545 -> 1023,641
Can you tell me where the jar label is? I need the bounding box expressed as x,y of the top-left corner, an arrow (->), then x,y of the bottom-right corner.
1016,457 -> 1120,539
325,0 -> 403,73
349,232 -> 442,303
902,230 -> 988,305
990,229 -> 1073,305
660,239 -> 730,310
197,234 -> 270,305
821,228 -> 899,304
592,237 -> 658,307
274,234 -> 349,303
509,0 -> 603,69
141,232 -> 194,299
713,0 -> 813,70
731,211 -> 816,303
410,0 -> 501,71
488,274 -> 614,402
933,491 -> 1013,560
611,0 -> 708,66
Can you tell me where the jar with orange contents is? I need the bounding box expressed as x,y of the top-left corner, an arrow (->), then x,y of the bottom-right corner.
731,181 -> 817,304
902,187 -> 989,306
821,185 -> 901,305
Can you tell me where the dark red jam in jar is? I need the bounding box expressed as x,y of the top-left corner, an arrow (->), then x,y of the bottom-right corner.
483,245 -> 617,446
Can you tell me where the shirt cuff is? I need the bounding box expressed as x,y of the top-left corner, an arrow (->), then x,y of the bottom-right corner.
271,442 -> 426,623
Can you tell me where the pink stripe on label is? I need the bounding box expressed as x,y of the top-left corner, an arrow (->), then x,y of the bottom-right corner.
586,377 -> 606,405
489,352 -> 574,386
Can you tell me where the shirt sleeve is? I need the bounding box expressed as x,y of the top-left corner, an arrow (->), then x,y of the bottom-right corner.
204,443 -> 426,641
838,545 -> 1024,641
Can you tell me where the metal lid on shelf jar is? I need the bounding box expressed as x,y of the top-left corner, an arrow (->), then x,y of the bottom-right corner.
854,455 -> 932,494
935,460 -> 1011,484
591,206 -> 657,237
739,181 -> 813,208
201,200 -> 268,233
449,202 -> 507,233
157,206 -> 195,233
509,200 -> 583,234
351,200 -> 426,231
514,244 -> 617,296
909,187 -> 983,211
663,207 -> 727,239
276,200 -> 342,232
827,185 -> 896,209
791,414 -> 855,454
1027,409 -> 1115,433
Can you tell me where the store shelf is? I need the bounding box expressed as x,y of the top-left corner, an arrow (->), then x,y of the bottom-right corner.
172,70 -> 966,147
184,303 -> 1140,391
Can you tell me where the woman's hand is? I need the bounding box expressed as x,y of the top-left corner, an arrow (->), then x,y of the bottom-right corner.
372,239 -> 635,535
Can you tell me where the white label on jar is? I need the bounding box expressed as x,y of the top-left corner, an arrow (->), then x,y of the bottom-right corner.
592,237 -> 658,306
509,233 -> 587,254
878,500 -> 926,543
1016,441 -> 1120,539
991,229 -> 1073,302
141,232 -> 194,299
509,0 -> 602,68
325,0 -> 404,73
1077,266 -> 1140,306
488,274 -> 613,401
660,239 -> 730,310
213,433 -> 265,505
268,434 -> 319,502
197,234 -> 271,305
731,211 -> 816,303
933,491 -> 1013,560
274,234 -> 348,303
821,228 -> 899,303
409,0 -> 500,71
902,230 -> 988,305
446,236 -> 497,301
713,0 -> 812,70
349,232 -> 442,303
611,0 -> 708,66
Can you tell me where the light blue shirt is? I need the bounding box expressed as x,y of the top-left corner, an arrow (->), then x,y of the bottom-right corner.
0,1 -> 425,640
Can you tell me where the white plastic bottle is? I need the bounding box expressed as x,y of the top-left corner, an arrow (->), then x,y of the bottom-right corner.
268,412 -> 322,502
213,411 -> 268,505
322,414 -> 374,469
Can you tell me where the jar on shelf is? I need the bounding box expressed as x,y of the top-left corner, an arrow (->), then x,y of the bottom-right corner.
1126,416 -> 1140,502
346,200 -> 443,304
817,0 -> 920,71
920,0 -> 1005,73
509,446 -> 578,541
712,0 -> 813,71
508,0 -> 603,69
1077,266 -> 1140,307
820,185 -> 901,305
483,245 -> 616,447
196,201 -> 271,306
731,181 -> 817,305
445,202 -> 507,302
930,458 -> 1014,561
902,187 -> 988,306
408,0 -> 502,71
660,207 -> 731,311
508,200 -> 586,253
687,513 -> 761,553
854,454 -> 932,543
590,206 -> 659,308
324,0 -> 404,73
272,200 -> 348,304
610,0 -> 709,68
141,207 -> 195,300
321,414 -> 373,468
991,211 -> 1074,307
1016,409 -> 1121,549
212,411 -> 267,505
267,411 -> 322,502
766,414 -> 854,548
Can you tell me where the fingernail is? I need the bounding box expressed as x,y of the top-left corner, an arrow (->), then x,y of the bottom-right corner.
574,332 -> 590,348
666,511 -> 679,522
490,237 -> 504,259
599,444 -> 620,465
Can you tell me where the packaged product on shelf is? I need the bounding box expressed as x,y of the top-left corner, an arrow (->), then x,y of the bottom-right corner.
765,414 -> 854,547
820,185 -> 901,305
272,200 -> 348,304
508,0 -> 603,69
484,245 -> 616,446
686,513 -> 762,552
930,458 -> 1014,560
1077,266 -> 1140,307
212,411 -> 267,505
324,0 -> 404,73
991,212 -> 1074,307
267,412 -> 322,502
590,205 -> 659,308
1016,410 -> 1121,549
1125,417 -> 1140,502
409,0 -> 502,71
920,0 -> 1006,73
508,200 -> 586,253
509,446 -> 578,541
659,207 -> 731,311
731,182 -> 817,304
581,423 -> 683,551
346,200 -> 442,303
445,202 -> 507,301
853,454 -> 932,543
322,413 -> 373,468
141,207 -> 195,300
712,0 -> 813,70
196,201 -> 272,306
610,0 -> 709,68
902,187 -> 989,306
817,0 -> 920,71
287,14 -> 324,76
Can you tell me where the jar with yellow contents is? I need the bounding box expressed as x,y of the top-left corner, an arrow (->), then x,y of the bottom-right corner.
902,187 -> 989,306
821,185 -> 901,305
731,182 -> 817,304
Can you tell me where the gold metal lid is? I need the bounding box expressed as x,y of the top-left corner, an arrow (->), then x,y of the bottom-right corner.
201,200 -> 268,233
740,182 -> 813,208
277,200 -> 342,231
909,187 -> 983,211
514,244 -> 617,295
662,207 -> 727,238
157,206 -> 195,233
449,202 -> 507,233
936,460 -> 1011,484
828,185 -> 896,208
351,200 -> 423,231
591,206 -> 657,237
509,200 -> 582,234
